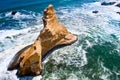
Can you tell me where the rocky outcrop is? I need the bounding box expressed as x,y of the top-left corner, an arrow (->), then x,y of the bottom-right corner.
101,2 -> 116,6
116,3 -> 120,8
7,5 -> 77,76
116,12 -> 120,15
92,10 -> 98,14
11,11 -> 17,15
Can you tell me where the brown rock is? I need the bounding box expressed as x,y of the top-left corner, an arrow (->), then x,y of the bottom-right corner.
7,4 -> 77,76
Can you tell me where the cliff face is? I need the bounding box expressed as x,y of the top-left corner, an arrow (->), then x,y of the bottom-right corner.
8,5 -> 77,76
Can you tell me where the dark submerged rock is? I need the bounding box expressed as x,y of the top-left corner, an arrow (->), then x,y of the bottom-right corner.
116,3 -> 120,8
92,10 -> 98,14
101,2 -> 116,6
116,12 -> 120,15
11,11 -> 17,15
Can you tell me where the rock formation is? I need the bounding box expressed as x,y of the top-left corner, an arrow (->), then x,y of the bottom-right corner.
101,2 -> 116,6
116,12 -> 120,15
11,11 -> 17,15
92,10 -> 98,14
116,3 -> 120,8
7,5 -> 77,76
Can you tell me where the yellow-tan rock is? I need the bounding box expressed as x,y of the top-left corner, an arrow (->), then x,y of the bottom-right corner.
8,4 -> 77,76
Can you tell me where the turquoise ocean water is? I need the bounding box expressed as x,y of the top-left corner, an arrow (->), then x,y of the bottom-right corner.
0,0 -> 120,80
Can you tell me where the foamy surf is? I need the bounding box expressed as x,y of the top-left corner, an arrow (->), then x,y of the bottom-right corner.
0,22 -> 43,80
42,0 -> 120,80
0,0 -> 120,80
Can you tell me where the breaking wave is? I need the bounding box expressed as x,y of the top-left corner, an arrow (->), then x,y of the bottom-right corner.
0,0 -> 120,80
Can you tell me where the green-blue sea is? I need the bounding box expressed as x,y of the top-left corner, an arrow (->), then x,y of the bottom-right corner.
0,0 -> 120,80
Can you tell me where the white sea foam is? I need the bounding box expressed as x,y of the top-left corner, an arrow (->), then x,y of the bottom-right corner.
66,73 -> 78,80
5,10 -> 41,20
44,45 -> 87,68
0,23 -> 43,80
42,0 -> 120,79
0,0 -> 120,80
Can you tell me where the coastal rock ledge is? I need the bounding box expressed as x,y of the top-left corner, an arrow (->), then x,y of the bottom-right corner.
7,5 -> 77,76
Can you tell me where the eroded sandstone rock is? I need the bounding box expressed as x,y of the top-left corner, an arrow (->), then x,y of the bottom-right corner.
8,5 -> 77,76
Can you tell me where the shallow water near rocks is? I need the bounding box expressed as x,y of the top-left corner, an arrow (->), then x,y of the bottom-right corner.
0,0 -> 120,80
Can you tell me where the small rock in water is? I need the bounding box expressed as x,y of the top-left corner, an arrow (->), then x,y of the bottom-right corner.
101,2 -> 116,6
5,36 -> 11,39
116,3 -> 120,8
11,11 -> 17,15
116,12 -> 120,15
92,10 -> 98,14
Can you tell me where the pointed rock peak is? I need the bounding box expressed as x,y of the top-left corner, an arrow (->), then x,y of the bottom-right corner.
48,4 -> 54,10
48,4 -> 53,8
43,4 -> 58,28
43,4 -> 55,19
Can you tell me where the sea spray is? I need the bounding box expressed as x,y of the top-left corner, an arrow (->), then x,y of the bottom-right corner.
0,0 -> 120,80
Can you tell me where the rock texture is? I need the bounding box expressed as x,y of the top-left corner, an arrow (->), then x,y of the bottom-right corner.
7,5 -> 77,76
